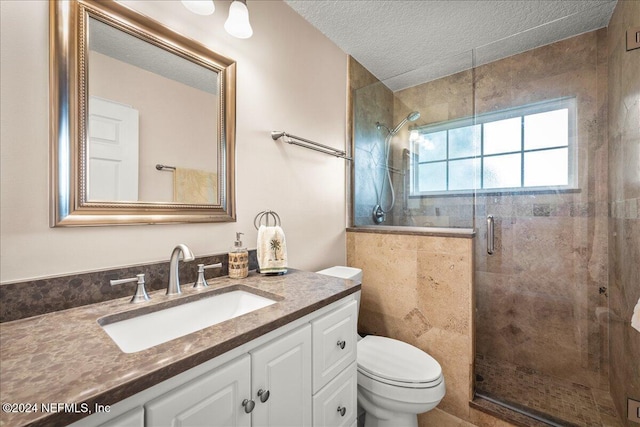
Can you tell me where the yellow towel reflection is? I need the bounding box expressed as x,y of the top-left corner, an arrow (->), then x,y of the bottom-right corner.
174,168 -> 217,204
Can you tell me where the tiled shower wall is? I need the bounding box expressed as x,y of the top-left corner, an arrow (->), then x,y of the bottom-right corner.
350,58 -> 394,226
391,30 -> 611,389
607,0 -> 640,424
392,69 -> 475,229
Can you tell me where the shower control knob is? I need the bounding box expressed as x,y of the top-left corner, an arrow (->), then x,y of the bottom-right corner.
337,406 -> 346,417
257,389 -> 270,403
242,399 -> 255,413
337,340 -> 346,350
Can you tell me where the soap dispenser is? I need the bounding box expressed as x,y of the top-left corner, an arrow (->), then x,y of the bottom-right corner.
229,232 -> 249,279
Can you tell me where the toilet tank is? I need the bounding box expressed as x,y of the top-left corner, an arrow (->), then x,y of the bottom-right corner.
316,266 -> 362,315
316,266 -> 362,283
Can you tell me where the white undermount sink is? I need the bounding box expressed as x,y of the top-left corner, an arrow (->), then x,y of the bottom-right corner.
100,289 -> 278,353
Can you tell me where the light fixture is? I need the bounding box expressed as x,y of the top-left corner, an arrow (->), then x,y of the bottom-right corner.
182,0 -> 253,39
224,0 -> 253,39
181,0 -> 215,16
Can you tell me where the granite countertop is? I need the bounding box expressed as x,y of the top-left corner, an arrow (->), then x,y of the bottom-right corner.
0,269 -> 360,427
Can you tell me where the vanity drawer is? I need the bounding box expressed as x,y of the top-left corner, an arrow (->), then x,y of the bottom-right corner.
311,299 -> 357,393
312,362 -> 357,427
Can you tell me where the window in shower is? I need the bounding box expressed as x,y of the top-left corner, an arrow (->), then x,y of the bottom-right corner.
410,97 -> 576,195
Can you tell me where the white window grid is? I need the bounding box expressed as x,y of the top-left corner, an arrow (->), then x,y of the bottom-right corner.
409,97 -> 578,196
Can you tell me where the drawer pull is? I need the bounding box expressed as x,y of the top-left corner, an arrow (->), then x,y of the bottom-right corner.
336,340 -> 346,350
337,406 -> 346,417
257,388 -> 270,403
242,399 -> 255,413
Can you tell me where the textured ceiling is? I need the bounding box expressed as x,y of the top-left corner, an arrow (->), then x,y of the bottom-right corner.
285,0 -> 616,91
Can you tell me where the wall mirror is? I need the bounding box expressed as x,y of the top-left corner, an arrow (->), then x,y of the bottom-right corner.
50,0 -> 236,226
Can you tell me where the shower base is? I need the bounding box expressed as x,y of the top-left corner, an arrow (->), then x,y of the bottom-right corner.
474,354 -> 621,427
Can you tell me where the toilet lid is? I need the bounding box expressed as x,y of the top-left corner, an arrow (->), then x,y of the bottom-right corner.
357,335 -> 442,384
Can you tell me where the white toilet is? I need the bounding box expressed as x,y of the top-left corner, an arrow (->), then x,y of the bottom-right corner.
316,266 -> 446,427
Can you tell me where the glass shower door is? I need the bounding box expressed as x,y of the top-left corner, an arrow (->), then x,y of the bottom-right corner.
472,31 -> 613,426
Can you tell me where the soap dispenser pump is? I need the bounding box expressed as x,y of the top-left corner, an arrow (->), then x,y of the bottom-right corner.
229,232 -> 249,279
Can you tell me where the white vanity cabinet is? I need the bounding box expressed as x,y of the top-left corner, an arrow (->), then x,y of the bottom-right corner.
69,294 -> 358,427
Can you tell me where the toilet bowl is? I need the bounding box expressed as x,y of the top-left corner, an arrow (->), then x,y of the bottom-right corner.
316,266 -> 446,427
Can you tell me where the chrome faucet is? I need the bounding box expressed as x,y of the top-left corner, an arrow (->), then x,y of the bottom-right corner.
167,244 -> 195,296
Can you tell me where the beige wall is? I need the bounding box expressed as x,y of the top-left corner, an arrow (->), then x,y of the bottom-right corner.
607,0 -> 640,424
0,0 -> 348,282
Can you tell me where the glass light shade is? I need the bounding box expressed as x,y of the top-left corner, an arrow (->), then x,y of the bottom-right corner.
224,0 -> 253,39
181,0 -> 215,16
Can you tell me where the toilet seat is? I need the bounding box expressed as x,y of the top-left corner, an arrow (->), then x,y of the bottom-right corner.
359,368 -> 443,389
357,335 -> 443,388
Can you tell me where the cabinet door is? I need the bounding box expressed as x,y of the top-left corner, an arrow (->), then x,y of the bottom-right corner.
145,354 -> 251,427
251,324 -> 312,427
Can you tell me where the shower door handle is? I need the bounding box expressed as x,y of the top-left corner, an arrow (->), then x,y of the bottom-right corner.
487,215 -> 495,255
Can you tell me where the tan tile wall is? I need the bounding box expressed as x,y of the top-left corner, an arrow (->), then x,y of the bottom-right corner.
347,230 -> 477,424
391,69 -> 475,228
607,0 -> 640,424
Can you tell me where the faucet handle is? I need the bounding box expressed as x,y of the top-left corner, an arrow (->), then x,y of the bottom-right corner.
110,274 -> 150,303
194,263 -> 223,289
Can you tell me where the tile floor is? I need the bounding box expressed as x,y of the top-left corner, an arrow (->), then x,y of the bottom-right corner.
475,354 -> 622,427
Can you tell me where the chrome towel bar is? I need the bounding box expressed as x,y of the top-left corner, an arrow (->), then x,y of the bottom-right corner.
156,164 -> 176,171
271,131 -> 352,160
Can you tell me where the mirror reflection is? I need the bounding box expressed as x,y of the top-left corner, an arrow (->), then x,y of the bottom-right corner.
87,17 -> 219,204
50,0 -> 236,226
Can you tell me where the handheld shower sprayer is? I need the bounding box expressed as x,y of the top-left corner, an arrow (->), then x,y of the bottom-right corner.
376,111 -> 420,136
390,111 -> 421,135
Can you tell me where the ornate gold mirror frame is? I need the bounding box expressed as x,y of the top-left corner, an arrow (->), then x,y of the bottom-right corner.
50,0 -> 236,226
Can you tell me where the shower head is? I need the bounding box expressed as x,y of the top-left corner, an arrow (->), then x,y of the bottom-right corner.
407,111 -> 420,122
390,111 -> 420,135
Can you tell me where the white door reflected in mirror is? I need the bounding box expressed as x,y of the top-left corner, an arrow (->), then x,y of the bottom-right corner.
88,97 -> 139,202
